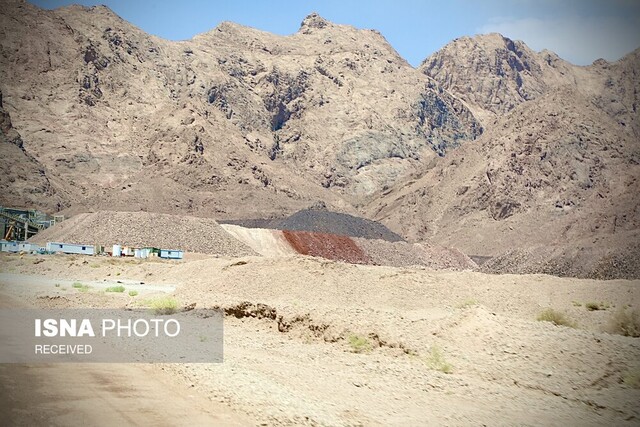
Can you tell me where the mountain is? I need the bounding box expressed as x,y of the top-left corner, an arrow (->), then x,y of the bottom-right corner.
420,33 -> 640,137
0,1 -> 480,219
368,36 -> 639,265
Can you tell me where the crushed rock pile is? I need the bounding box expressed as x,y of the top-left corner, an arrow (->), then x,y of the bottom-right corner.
225,208 -> 405,242
30,211 -> 258,257
355,238 -> 476,270
481,242 -> 640,280
279,209 -> 405,242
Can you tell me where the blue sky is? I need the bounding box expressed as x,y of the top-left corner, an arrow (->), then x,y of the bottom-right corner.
30,0 -> 640,66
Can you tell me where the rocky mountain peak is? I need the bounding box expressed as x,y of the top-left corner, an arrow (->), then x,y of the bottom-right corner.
420,33 -> 572,123
299,12 -> 330,33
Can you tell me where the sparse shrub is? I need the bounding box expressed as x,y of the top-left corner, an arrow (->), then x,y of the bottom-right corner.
425,345 -> 453,374
54,283 -> 60,288
128,290 -> 138,297
89,263 -> 100,268
608,308 -> 640,337
105,285 -> 125,293
72,282 -> 90,293
147,296 -> 179,315
622,369 -> 640,388
347,334 -> 372,353
572,301 -> 582,307
537,308 -> 575,328
457,299 -> 477,309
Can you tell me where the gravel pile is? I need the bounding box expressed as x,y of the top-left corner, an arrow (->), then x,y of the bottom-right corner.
355,238 -> 477,270
481,243 -> 640,280
277,209 -> 404,242
30,211 -> 258,256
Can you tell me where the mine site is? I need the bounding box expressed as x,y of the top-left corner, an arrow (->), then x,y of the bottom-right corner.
1,0 -> 639,425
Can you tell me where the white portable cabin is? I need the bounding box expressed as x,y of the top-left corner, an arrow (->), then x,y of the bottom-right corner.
46,242 -> 95,255
159,249 -> 184,260
134,248 -> 152,259
18,242 -> 41,252
0,240 -> 19,253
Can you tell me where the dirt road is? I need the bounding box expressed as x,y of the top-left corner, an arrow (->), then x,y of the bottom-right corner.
0,290 -> 249,426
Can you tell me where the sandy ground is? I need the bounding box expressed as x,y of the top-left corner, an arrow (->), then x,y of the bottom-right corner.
0,290 -> 248,426
1,252 -> 639,426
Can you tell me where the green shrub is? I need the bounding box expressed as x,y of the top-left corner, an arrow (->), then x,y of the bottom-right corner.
128,290 -> 138,297
105,285 -> 126,293
72,282 -> 90,292
586,302 -> 610,311
537,308 -> 575,328
147,296 -> 179,315
347,334 -> 372,353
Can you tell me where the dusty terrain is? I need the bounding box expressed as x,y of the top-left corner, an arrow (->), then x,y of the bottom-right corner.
1,252 -> 639,426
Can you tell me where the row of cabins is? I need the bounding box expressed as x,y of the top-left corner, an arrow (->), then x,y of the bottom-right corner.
0,240 -> 183,259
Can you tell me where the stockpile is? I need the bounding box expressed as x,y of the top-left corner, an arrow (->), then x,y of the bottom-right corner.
232,208 -> 405,242
30,211 -> 258,257
354,238 -> 477,270
282,230 -> 371,265
220,224 -> 297,257
481,242 -> 640,280
279,209 -> 404,242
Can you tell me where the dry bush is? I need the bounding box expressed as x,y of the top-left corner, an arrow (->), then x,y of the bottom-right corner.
537,308 -> 575,328
608,308 -> 640,337
623,369 -> 640,388
424,346 -> 453,374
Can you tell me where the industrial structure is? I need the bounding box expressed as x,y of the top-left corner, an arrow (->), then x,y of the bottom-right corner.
0,208 -> 183,259
0,206 -> 60,241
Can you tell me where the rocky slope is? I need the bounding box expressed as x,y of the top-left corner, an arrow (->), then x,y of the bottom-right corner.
420,33 -> 639,136
0,1 -> 480,218
369,45 -> 640,278
0,89 -> 68,210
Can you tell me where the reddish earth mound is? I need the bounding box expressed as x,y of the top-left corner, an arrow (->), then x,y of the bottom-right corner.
283,230 -> 371,265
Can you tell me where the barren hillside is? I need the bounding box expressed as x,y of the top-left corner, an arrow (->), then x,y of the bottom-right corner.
364,35 -> 639,265
0,1 -> 480,218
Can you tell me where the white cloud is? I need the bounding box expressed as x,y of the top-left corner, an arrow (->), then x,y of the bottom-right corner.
478,15 -> 640,65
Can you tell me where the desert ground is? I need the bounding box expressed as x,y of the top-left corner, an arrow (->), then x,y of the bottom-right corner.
0,251 -> 638,426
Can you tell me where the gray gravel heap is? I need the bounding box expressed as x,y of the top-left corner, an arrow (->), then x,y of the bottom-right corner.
277,209 -> 405,242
